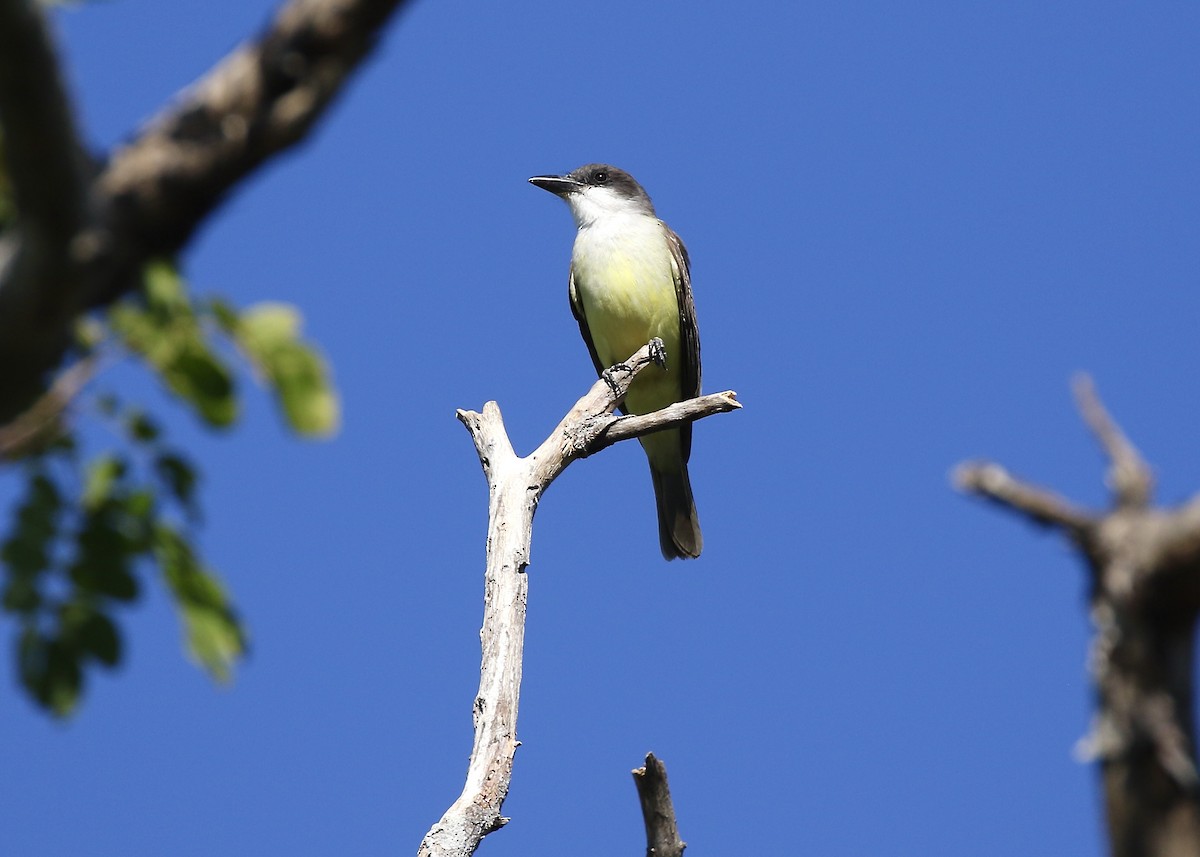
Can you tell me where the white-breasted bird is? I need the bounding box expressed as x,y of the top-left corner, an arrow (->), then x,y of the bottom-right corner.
530,164 -> 702,559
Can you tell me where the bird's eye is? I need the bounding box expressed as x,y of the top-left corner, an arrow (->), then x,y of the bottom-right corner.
593,171 -> 609,184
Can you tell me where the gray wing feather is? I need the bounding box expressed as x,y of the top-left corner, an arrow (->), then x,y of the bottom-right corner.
569,266 -> 607,378
664,222 -> 701,462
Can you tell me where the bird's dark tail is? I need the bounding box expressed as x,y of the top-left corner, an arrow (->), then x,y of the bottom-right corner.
650,463 -> 702,560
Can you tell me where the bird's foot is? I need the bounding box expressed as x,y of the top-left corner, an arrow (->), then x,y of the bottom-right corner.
601,365 -> 628,399
648,337 -> 668,369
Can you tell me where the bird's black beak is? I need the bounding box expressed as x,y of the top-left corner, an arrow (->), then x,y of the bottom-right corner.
528,174 -> 581,197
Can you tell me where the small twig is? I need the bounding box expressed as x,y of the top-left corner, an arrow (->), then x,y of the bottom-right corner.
632,753 -> 686,857
0,355 -> 98,460
1073,374 -> 1153,509
418,344 -> 738,857
594,392 -> 740,452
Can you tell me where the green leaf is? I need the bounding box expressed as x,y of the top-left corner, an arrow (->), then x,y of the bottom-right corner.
235,303 -> 340,437
107,302 -> 158,354
1,473 -> 60,616
154,453 -> 198,517
165,348 -> 237,427
155,526 -> 246,682
142,260 -> 190,316
122,489 -> 156,537
67,606 -> 122,667
83,454 -> 125,510
267,342 -> 339,436
125,410 -> 161,443
206,296 -> 241,334
108,264 -> 240,429
1,473 -> 61,582
19,628 -> 82,717
75,317 -> 106,351
2,578 -> 40,612
70,504 -> 140,601
238,302 -> 301,343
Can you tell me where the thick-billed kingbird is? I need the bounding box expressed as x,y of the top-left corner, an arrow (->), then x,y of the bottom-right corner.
529,164 -> 702,560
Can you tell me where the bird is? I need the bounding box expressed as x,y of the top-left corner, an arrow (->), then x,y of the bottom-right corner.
529,164 -> 702,560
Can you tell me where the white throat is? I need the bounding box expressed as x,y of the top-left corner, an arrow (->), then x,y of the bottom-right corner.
565,186 -> 655,230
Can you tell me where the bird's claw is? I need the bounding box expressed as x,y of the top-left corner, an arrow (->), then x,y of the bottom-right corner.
601,366 -> 627,398
648,337 -> 668,369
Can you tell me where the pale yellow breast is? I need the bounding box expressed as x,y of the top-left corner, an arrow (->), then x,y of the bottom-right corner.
571,217 -> 682,416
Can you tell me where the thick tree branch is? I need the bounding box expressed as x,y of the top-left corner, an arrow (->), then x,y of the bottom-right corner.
418,400 -> 524,857
0,0 -> 89,243
957,377 -> 1200,857
0,0 -> 93,421
418,344 -> 738,856
633,753 -> 686,857
93,0 -> 413,291
0,0 -> 413,422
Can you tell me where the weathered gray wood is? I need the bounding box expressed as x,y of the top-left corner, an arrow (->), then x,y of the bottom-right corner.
418,342 -> 737,857
633,753 -> 686,857
957,376 -> 1200,857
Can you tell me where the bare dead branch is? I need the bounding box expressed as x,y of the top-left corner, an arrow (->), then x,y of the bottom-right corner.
419,345 -> 738,856
958,378 -> 1200,857
632,753 -> 686,857
591,392 -> 740,453
419,405 -> 524,857
954,461 -> 1094,536
527,342 -> 739,485
456,401 -> 516,483
1073,374 -> 1153,509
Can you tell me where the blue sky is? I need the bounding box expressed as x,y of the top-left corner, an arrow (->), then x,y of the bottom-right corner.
3,1 -> 1199,854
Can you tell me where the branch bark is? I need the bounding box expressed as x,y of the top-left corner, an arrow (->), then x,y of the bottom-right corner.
0,0 -> 89,247
956,376 -> 1200,857
417,343 -> 738,857
633,753 -> 686,857
0,0 -> 93,419
92,0 -> 411,302
0,0 -> 414,422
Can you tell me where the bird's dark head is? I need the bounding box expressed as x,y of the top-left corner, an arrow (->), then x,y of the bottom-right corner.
529,163 -> 656,224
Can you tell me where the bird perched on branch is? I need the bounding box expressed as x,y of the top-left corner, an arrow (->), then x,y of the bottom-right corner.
529,164 -> 702,559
